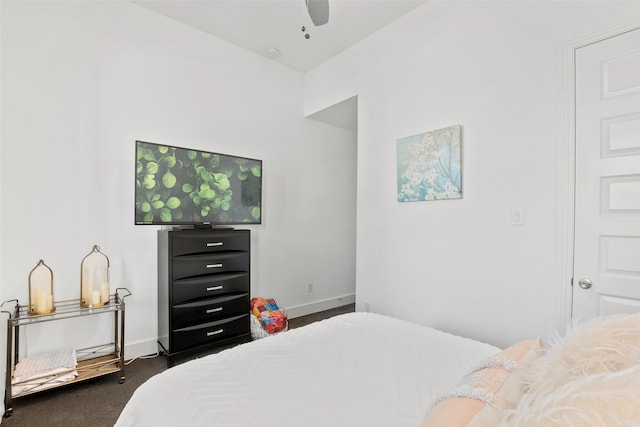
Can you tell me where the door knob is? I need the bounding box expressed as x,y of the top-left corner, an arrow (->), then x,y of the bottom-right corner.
578,278 -> 592,289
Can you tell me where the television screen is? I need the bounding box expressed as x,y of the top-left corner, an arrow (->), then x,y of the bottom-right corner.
135,140 -> 262,226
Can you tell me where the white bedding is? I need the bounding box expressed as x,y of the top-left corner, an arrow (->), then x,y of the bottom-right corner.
116,312 -> 499,427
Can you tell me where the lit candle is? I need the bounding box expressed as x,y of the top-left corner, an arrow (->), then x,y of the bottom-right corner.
100,282 -> 109,304
37,293 -> 47,314
91,290 -> 101,305
46,295 -> 53,312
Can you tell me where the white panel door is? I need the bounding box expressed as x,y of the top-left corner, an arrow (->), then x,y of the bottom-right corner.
573,28 -> 640,321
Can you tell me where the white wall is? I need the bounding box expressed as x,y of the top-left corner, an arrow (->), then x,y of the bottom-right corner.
304,1 -> 640,348
0,0 -> 356,364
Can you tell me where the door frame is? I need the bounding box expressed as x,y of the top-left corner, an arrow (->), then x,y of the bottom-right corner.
555,22 -> 640,333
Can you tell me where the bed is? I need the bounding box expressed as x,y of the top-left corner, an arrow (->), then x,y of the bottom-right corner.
116,311 -> 640,427
116,312 -> 499,427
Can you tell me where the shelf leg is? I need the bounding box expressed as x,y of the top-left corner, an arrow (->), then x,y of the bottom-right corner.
119,297 -> 126,384
4,317 -> 13,418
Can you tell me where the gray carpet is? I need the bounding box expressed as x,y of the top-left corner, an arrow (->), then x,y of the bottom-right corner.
2,355 -> 166,427
2,304 -> 354,426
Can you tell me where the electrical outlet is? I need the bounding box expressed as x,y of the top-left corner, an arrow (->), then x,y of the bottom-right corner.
510,207 -> 525,226
307,283 -> 313,293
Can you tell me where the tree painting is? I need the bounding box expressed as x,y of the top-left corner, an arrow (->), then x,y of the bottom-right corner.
397,125 -> 462,202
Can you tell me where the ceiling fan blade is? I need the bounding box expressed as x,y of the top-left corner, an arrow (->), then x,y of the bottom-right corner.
305,0 -> 329,26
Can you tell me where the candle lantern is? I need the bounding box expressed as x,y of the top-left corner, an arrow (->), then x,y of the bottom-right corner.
28,260 -> 55,315
80,245 -> 110,308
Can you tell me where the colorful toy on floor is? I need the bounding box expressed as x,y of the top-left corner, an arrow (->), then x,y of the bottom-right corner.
251,297 -> 287,334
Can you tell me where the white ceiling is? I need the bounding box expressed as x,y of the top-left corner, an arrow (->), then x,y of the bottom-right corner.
133,0 -> 427,73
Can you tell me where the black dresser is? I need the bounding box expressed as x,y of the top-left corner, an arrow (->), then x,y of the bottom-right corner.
157,228 -> 251,365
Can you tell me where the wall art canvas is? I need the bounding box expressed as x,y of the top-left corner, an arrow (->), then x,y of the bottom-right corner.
396,124 -> 462,202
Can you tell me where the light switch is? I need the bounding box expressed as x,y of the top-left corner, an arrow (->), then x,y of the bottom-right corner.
510,207 -> 524,226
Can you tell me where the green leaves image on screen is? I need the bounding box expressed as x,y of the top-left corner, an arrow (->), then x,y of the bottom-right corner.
135,142 -> 262,224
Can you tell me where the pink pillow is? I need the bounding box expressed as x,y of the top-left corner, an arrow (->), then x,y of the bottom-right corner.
420,338 -> 543,427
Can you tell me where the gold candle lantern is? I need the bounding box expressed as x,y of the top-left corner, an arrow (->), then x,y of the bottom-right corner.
28,260 -> 55,315
80,245 -> 110,308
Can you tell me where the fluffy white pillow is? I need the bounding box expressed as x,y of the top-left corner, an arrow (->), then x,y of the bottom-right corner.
499,313 -> 640,427
500,364 -> 640,426
525,313 -> 640,396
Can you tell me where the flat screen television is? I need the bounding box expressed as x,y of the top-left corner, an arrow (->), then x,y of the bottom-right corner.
135,140 -> 262,226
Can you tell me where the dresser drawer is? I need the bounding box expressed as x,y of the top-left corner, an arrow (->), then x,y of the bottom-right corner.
172,272 -> 249,304
172,293 -> 250,328
172,314 -> 249,352
172,252 -> 249,280
172,231 -> 249,256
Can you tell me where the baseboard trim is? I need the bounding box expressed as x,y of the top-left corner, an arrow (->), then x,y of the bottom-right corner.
125,339 -> 160,361
284,293 -> 356,319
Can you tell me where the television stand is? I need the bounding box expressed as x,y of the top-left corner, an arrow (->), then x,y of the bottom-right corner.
157,228 -> 250,366
176,224 -> 234,231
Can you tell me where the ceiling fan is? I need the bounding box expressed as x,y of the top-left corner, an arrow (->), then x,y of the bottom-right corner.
305,0 -> 329,26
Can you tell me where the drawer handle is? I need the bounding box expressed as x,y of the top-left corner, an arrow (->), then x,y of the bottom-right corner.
206,242 -> 223,247
206,263 -> 223,269
206,285 -> 223,292
207,329 -> 224,337
206,307 -> 223,314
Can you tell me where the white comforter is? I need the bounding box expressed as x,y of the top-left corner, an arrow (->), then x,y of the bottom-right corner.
116,312 -> 499,427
